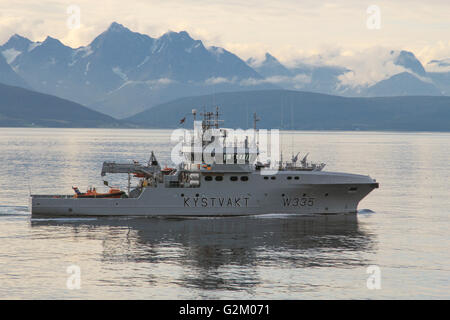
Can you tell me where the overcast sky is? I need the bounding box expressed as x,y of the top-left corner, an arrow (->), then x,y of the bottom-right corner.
0,0 -> 449,64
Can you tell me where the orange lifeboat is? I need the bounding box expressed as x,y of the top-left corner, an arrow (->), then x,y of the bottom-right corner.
133,173 -> 147,178
72,186 -> 125,198
161,166 -> 175,175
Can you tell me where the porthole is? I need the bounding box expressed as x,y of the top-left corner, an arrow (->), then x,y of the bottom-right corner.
294,176 -> 299,180
181,193 -> 184,197
195,193 -> 199,197
240,176 -> 248,181
205,176 -> 212,181
230,176 -> 238,181
325,193 -> 329,197
287,176 -> 292,180
215,176 -> 223,181
270,176 -> 276,180
263,176 -> 269,180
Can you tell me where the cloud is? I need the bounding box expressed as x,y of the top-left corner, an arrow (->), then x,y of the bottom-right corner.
418,41 -> 450,72
331,48 -> 408,88
205,77 -> 237,85
426,59 -> 450,73
239,74 -> 311,87
0,0 -> 449,77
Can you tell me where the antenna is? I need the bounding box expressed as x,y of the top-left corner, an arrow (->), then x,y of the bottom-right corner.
290,100 -> 294,157
280,95 -> 283,129
253,112 -> 260,130
215,106 -> 219,129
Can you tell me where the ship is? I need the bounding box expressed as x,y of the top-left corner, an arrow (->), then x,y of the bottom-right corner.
30,108 -> 379,217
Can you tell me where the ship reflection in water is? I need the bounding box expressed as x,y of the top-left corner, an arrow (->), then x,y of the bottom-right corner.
30,213 -> 374,294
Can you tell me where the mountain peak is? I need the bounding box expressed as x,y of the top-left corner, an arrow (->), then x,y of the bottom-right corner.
89,22 -> 149,49
43,36 -> 59,43
247,52 -> 292,78
10,34 -> 30,42
161,30 -> 193,42
392,50 -> 426,76
40,36 -> 68,49
264,52 -> 277,61
107,22 -> 129,33
1,34 -> 32,51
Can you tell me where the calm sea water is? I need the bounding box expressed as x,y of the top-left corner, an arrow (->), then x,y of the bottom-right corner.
0,128 -> 448,299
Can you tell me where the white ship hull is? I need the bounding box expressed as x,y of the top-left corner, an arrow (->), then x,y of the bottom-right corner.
30,171 -> 378,217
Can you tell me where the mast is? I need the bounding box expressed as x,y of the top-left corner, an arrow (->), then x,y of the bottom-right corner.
253,112 -> 260,130
215,106 -> 219,129
253,112 -> 260,149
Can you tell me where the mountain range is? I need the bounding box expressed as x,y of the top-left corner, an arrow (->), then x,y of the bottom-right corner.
1,22 -> 449,119
0,23 -> 272,118
126,89 -> 450,131
0,82 -> 123,127
1,82 -> 448,131
248,51 -> 447,97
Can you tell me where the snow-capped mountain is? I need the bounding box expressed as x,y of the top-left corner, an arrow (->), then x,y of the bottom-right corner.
246,50 -> 445,97
247,53 -> 293,78
393,50 -> 427,77
0,52 -> 29,89
246,52 -> 350,95
11,36 -> 74,92
0,22 -> 272,118
362,50 -> 441,96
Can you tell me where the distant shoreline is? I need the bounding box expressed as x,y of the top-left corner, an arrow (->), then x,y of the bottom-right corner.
0,126 -> 449,133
